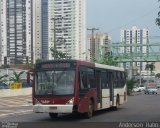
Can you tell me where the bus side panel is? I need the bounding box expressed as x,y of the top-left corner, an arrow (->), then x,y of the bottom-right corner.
101,89 -> 110,109
118,85 -> 127,105
78,89 -> 97,113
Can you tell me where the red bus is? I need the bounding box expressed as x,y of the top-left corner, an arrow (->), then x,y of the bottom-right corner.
30,59 -> 127,118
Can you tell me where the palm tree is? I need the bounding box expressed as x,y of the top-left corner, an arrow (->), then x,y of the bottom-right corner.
149,63 -> 155,75
145,63 -> 150,72
145,63 -> 155,75
145,63 -> 155,84
9,71 -> 25,89
10,71 -> 25,83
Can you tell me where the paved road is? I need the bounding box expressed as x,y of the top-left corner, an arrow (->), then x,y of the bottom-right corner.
0,95 -> 32,118
0,93 -> 160,123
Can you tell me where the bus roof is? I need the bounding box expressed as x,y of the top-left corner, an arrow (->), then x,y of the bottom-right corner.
36,59 -> 76,64
95,63 -> 125,71
36,59 -> 125,71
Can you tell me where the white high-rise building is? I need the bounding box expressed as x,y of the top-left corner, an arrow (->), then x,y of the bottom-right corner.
48,0 -> 86,60
120,26 -> 149,72
32,0 -> 86,62
33,0 -> 49,61
0,0 -> 32,65
32,0 -> 42,63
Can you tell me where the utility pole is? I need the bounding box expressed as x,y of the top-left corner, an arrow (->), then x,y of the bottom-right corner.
87,28 -> 99,61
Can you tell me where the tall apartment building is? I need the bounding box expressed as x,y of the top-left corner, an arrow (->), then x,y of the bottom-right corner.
87,32 -> 112,62
48,0 -> 86,60
0,0 -> 32,65
32,0 -> 42,63
32,0 -> 49,63
33,0 -> 86,62
120,26 -> 149,72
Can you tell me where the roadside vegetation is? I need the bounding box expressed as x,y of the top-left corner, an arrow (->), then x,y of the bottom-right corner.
127,79 -> 136,95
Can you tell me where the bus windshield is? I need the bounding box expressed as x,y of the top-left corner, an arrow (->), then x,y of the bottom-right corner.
35,70 -> 75,96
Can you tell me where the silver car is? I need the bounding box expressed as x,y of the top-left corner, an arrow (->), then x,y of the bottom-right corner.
144,87 -> 158,94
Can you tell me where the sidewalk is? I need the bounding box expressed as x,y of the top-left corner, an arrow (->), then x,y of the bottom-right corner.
0,88 -> 32,98
0,95 -> 32,108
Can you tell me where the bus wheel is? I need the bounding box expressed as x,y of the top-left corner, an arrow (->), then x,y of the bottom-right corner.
115,96 -> 120,110
49,113 -> 58,119
112,96 -> 119,110
85,100 -> 94,118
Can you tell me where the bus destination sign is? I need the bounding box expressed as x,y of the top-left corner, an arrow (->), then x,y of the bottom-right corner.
41,63 -> 71,69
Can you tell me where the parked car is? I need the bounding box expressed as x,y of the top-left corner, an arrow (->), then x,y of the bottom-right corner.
156,86 -> 160,89
144,87 -> 158,94
133,85 -> 146,92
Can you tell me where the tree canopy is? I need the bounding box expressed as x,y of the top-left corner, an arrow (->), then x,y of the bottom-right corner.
155,73 -> 160,78
145,63 -> 155,75
98,53 -> 118,66
50,47 -> 68,60
156,0 -> 160,27
0,74 -> 8,83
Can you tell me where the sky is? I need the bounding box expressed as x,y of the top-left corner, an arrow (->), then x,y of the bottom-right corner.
86,0 -> 160,42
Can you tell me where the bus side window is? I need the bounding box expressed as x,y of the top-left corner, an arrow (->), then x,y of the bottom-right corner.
80,71 -> 93,89
83,73 -> 88,89
101,71 -> 107,89
113,72 -> 117,88
79,67 -> 94,89
80,72 -> 87,89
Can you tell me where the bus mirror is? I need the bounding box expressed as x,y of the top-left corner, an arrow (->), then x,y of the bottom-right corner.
26,70 -> 34,86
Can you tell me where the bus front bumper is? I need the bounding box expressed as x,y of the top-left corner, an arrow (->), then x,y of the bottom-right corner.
33,104 -> 73,113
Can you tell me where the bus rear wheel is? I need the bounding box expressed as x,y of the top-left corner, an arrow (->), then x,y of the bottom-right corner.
49,113 -> 58,119
85,100 -> 94,118
115,97 -> 120,110
112,96 -> 120,110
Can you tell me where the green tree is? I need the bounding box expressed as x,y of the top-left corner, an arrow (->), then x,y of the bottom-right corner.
150,63 -> 155,75
99,53 -> 118,66
155,73 -> 160,79
156,0 -> 160,27
145,63 -> 150,73
50,47 -> 67,60
10,71 -> 25,83
28,63 -> 34,69
145,63 -> 155,75
0,64 -> 10,69
36,59 -> 42,63
0,74 -> 8,83
127,78 -> 136,95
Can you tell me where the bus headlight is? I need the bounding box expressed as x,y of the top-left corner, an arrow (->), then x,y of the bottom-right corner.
66,98 -> 74,104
